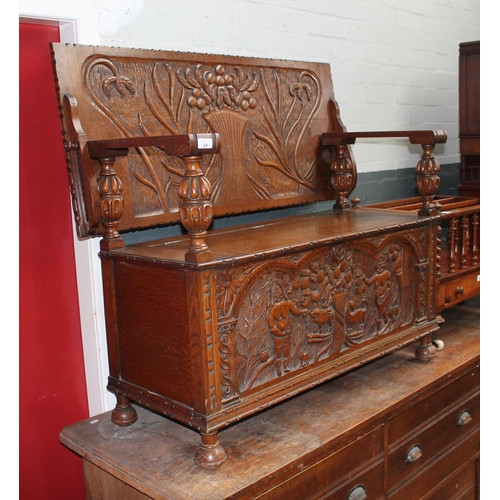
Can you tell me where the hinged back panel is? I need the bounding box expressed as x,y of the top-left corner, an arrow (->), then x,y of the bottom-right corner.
51,44 -> 346,238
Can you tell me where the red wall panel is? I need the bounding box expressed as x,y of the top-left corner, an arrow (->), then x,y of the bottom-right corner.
19,22 -> 89,499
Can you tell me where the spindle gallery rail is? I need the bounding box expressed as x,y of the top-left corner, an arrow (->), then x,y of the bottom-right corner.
51,43 -> 448,468
367,196 -> 480,312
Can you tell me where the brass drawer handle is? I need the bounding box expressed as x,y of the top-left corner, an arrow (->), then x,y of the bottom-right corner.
455,286 -> 464,295
347,484 -> 367,500
405,444 -> 423,463
457,410 -> 472,426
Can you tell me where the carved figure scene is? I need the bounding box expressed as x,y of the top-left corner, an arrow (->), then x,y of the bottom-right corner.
216,237 -> 421,396
83,55 -> 324,217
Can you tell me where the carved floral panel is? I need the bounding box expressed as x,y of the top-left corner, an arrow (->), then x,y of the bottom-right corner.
83,55 -> 326,218
216,229 -> 429,400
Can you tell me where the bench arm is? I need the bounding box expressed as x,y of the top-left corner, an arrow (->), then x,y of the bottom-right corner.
321,129 -> 447,215
88,133 -> 220,159
87,133 -> 219,259
321,130 -> 447,146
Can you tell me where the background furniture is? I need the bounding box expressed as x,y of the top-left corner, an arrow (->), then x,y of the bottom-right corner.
365,196 -> 480,313
61,296 -> 480,500
458,41 -> 480,198
365,41 -> 480,315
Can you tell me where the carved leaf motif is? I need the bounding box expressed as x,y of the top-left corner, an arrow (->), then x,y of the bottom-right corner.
290,82 -> 312,101
103,75 -> 135,98
216,269 -> 252,317
82,54 -> 331,220
253,69 -> 321,192
85,57 -> 184,214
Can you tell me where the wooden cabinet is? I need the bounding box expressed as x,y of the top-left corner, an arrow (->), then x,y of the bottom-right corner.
459,41 -> 480,198
60,297 -> 479,500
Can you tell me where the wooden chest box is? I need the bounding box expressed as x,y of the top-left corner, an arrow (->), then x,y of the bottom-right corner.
51,43 -> 446,467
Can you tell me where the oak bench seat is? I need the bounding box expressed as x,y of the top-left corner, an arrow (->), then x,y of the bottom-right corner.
51,43 -> 447,468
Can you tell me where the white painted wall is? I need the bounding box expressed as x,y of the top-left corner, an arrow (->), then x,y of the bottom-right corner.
19,0 -> 480,416
98,0 -> 480,172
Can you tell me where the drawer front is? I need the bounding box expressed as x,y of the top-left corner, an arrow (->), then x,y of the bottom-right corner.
388,393 -> 479,492
426,458 -> 478,500
389,365 -> 479,445
388,429 -> 479,500
256,427 -> 384,500
438,271 -> 480,309
320,462 -> 385,500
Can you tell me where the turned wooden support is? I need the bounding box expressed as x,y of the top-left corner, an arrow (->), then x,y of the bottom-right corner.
111,396 -> 138,427
416,144 -> 441,216
96,156 -> 125,251
330,144 -> 356,210
448,218 -> 457,274
471,212 -> 479,266
460,215 -> 469,269
194,431 -> 227,469
415,333 -> 437,361
87,132 -> 220,254
436,221 -> 442,279
178,155 -> 214,263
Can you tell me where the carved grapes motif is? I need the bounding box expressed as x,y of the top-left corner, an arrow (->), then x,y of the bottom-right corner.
177,64 -> 259,113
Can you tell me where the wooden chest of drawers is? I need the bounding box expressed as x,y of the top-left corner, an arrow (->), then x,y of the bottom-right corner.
60,297 -> 479,500
256,427 -> 386,500
387,366 -> 479,499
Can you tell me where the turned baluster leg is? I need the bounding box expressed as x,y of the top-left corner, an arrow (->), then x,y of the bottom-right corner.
471,213 -> 479,266
96,157 -> 133,427
460,215 -> 469,269
97,156 -> 125,251
178,155 -> 214,263
194,431 -> 227,469
436,222 -> 442,279
448,217 -> 457,274
416,144 -> 441,216
330,144 -> 356,210
111,395 -> 138,427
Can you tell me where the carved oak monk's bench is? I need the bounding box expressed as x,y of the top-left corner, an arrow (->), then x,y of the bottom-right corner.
51,43 -> 447,469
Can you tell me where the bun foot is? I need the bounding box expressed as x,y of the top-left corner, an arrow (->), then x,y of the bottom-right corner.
415,334 -> 437,361
111,396 -> 138,427
194,432 -> 227,469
